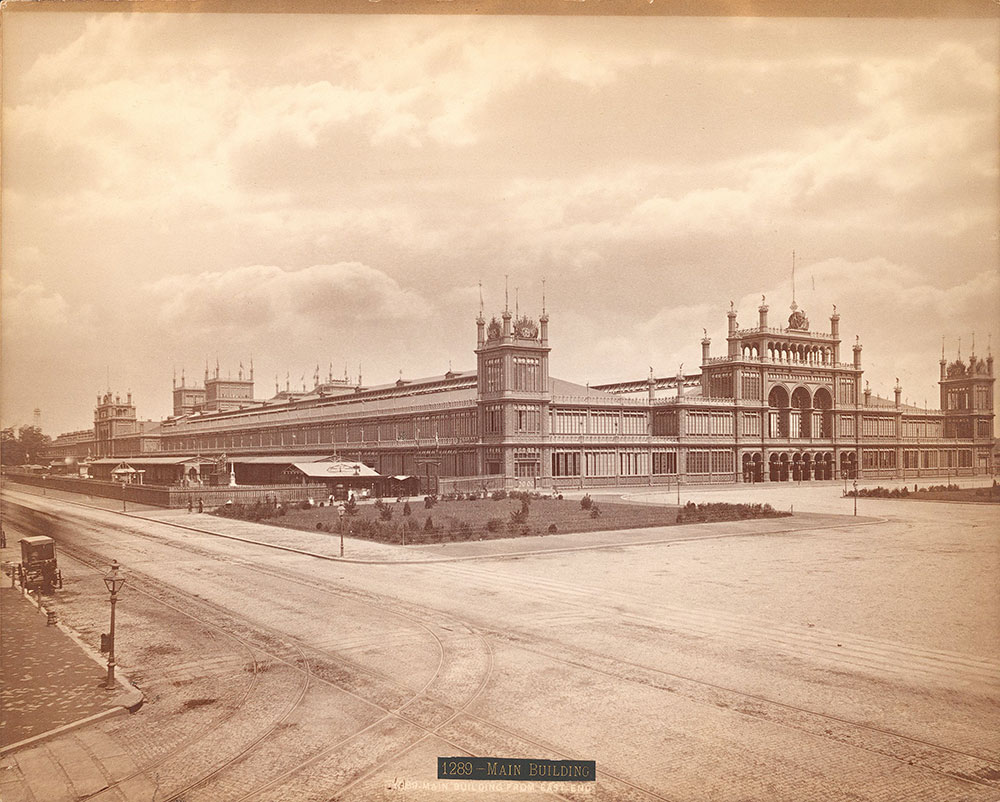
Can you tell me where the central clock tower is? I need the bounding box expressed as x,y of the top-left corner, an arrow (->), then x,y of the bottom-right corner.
475,300 -> 551,481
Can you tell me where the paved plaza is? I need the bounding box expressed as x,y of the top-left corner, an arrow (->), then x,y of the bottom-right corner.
0,480 -> 997,801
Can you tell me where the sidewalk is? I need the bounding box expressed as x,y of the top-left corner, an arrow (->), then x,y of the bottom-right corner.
1,583 -> 140,751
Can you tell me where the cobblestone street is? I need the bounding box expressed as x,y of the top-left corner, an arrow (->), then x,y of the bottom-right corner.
1,480 -> 997,801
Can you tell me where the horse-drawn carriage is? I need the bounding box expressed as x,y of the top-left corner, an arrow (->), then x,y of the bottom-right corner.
17,535 -> 63,593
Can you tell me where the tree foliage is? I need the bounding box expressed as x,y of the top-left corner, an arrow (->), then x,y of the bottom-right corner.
1,426 -> 52,466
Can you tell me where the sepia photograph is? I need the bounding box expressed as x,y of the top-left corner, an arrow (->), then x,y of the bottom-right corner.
1,2 -> 998,800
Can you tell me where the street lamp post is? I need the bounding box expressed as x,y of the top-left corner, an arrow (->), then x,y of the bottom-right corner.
122,480 -> 126,512
103,560 -> 126,690
852,480 -> 858,517
338,504 -> 345,558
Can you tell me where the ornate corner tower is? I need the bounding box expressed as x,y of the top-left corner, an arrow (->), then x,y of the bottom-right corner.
475,297 -> 551,481
939,340 -> 994,446
94,390 -> 137,458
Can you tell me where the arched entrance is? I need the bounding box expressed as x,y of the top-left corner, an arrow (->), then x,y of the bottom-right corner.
743,453 -> 764,483
768,386 -> 790,438
839,451 -> 857,480
791,387 -> 812,438
813,387 -> 833,438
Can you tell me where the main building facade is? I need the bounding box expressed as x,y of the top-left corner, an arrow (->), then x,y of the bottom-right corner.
48,297 -> 996,490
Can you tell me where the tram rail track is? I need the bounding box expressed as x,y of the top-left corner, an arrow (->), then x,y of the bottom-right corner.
3,487 -> 996,800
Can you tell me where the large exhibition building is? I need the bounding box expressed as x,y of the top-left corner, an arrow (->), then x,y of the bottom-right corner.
46,296 -> 995,492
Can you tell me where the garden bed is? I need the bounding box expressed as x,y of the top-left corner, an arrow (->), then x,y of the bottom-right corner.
847,484 -> 1000,503
212,492 -> 792,545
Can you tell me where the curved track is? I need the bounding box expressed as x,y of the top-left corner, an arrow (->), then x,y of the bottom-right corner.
3,486 -> 997,801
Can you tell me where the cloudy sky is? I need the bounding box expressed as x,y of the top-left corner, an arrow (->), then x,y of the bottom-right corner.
2,10 -> 997,436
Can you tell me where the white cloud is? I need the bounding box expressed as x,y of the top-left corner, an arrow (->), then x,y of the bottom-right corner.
147,262 -> 432,334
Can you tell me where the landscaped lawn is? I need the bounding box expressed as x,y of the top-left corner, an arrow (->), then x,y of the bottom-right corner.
277,495 -> 679,544
214,492 -> 791,545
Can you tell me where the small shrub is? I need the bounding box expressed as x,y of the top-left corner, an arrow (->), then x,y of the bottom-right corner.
590,504 -> 602,518
486,517 -> 503,533
580,494 -> 593,510
548,523 -> 558,534
403,501 -> 412,516
316,522 -> 325,531
379,504 -> 394,521
299,499 -> 312,511
424,516 -> 435,531
491,489 -> 508,501
424,495 -> 437,509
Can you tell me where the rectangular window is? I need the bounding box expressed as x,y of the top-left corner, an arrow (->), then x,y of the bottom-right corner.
619,451 -> 649,476
710,413 -> 734,436
512,356 -> 540,392
741,374 -> 762,401
687,451 -> 710,473
653,411 -> 678,436
585,450 -> 616,476
711,450 -> 734,473
552,409 -> 587,435
484,405 -> 503,435
552,452 -> 581,476
515,405 -> 541,433
687,412 -> 710,435
485,358 -> 503,393
652,451 -> 677,475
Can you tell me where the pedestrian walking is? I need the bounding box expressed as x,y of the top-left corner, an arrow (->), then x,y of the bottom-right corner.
197,499 -> 204,513
187,498 -> 193,513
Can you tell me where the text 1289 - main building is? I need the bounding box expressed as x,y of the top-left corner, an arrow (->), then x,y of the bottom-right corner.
50,296 -> 995,490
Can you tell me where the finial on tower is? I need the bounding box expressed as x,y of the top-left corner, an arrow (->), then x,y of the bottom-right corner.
542,278 -> 547,315
505,274 -> 509,313
791,250 -> 797,310
478,280 -> 484,317
958,336 -> 962,361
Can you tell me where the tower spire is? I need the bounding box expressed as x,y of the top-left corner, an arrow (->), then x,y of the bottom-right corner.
542,277 -> 546,315
478,280 -> 484,317
505,274 -> 509,312
790,250 -> 797,310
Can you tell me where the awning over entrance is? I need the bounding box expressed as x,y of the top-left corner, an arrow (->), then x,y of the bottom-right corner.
287,461 -> 380,479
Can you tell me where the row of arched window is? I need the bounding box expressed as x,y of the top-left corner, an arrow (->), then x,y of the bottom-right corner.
740,342 -> 835,365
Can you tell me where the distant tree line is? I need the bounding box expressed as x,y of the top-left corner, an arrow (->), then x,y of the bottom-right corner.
1,426 -> 52,466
